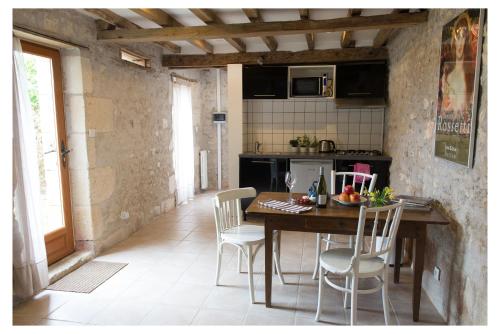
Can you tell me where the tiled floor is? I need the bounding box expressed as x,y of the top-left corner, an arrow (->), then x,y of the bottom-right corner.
13,192 -> 446,326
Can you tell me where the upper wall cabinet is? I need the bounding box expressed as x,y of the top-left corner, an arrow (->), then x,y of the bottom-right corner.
243,66 -> 288,99
335,62 -> 387,99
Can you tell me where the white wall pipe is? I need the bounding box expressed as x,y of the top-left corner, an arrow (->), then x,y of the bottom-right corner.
216,69 -> 222,190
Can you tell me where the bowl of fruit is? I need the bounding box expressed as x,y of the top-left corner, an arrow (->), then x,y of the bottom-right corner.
333,185 -> 367,206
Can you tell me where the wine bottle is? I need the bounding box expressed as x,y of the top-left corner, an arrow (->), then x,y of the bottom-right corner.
316,166 -> 327,208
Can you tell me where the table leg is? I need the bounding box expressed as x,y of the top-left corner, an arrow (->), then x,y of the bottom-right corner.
265,219 -> 273,307
394,237 -> 403,283
413,226 -> 426,322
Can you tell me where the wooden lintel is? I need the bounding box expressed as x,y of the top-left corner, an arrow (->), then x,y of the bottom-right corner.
190,9 -> 246,52
84,8 -> 180,53
341,9 -> 362,48
242,9 -> 278,52
98,11 -> 428,43
129,8 -> 213,54
162,47 -> 387,68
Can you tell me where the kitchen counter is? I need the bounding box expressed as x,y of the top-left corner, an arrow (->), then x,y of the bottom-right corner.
239,152 -> 392,161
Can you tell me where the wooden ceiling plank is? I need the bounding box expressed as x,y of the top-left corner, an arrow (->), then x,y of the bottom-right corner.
189,9 -> 246,52
162,47 -> 387,68
341,9 -> 362,48
242,9 -> 278,51
130,8 -> 173,26
97,11 -> 428,43
373,9 -> 410,47
84,8 -> 180,53
299,9 -> 314,51
130,8 -> 214,54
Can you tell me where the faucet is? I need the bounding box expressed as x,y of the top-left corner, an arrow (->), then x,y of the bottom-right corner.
255,141 -> 262,154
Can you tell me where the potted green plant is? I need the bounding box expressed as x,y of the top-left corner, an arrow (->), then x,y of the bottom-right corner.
299,134 -> 309,153
308,136 -> 318,153
364,187 -> 395,207
289,139 -> 299,153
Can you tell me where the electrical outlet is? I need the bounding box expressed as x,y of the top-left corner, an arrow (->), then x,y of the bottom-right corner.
120,211 -> 129,220
433,266 -> 441,281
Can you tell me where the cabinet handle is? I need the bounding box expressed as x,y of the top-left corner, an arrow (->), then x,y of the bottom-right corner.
251,161 -> 275,164
347,92 -> 371,96
254,94 -> 276,97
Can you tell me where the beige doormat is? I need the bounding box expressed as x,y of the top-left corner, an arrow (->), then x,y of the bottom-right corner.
47,261 -> 127,293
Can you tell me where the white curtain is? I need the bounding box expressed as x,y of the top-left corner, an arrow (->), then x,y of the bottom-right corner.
171,81 -> 195,205
12,37 -> 49,303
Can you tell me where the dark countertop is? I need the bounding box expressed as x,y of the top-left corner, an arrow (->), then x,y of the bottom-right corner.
239,152 -> 392,161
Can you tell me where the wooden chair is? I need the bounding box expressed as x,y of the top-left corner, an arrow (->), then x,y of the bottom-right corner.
312,170 -> 378,279
213,187 -> 285,304
315,199 -> 405,325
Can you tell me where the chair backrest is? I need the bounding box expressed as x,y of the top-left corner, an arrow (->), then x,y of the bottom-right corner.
350,199 -> 405,272
330,170 -> 377,196
212,187 -> 256,241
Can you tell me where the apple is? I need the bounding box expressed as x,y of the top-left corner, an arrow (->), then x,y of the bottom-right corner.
339,192 -> 350,202
350,192 -> 361,202
343,185 -> 354,195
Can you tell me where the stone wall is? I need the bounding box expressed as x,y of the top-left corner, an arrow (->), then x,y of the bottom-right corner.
13,9 -> 177,254
385,9 -> 487,324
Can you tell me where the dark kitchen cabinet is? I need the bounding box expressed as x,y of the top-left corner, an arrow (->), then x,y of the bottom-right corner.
239,157 -> 288,212
333,159 -> 391,194
243,66 -> 288,99
335,62 -> 387,99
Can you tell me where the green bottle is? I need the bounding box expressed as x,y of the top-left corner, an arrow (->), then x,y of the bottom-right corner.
316,166 -> 327,208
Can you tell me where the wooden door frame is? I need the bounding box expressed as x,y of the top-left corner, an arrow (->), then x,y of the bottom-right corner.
20,40 -> 75,265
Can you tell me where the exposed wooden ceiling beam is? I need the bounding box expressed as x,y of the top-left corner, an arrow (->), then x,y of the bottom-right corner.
189,9 -> 246,52
373,9 -> 410,47
299,9 -> 314,50
98,11 -> 428,43
130,8 -> 214,54
242,9 -> 278,52
84,9 -> 180,53
162,47 -> 387,68
341,9 -> 362,48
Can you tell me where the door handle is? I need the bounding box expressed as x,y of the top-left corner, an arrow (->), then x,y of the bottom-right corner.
60,140 -> 71,167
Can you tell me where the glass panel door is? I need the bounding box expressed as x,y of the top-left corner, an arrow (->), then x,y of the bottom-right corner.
21,41 -> 74,265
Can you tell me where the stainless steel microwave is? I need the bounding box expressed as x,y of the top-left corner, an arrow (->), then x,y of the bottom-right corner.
290,77 -> 323,97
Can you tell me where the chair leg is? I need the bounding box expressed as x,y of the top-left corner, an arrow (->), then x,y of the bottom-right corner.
315,266 -> 324,321
247,245 -> 255,304
237,248 -> 243,273
215,244 -> 222,286
274,231 -> 281,274
312,233 -> 321,280
343,275 -> 350,309
273,248 -> 285,285
350,276 -> 359,325
348,235 -> 354,248
326,234 -> 332,250
382,269 -> 391,325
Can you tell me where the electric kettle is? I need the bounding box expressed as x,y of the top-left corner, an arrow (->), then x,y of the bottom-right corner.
318,140 -> 336,153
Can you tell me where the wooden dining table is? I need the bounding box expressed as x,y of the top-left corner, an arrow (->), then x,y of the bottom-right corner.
245,192 -> 449,322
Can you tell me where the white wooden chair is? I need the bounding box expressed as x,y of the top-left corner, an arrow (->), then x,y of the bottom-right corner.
312,170 -> 378,279
315,199 -> 405,325
213,187 -> 285,304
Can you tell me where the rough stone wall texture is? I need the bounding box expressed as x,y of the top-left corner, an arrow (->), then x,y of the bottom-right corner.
173,68 -> 229,192
386,9 -> 487,324
13,9 -> 177,254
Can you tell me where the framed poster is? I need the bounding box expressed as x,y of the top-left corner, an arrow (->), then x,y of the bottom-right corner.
435,9 -> 485,168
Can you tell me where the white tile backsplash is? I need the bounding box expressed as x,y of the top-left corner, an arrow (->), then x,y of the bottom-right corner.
243,99 -> 384,152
